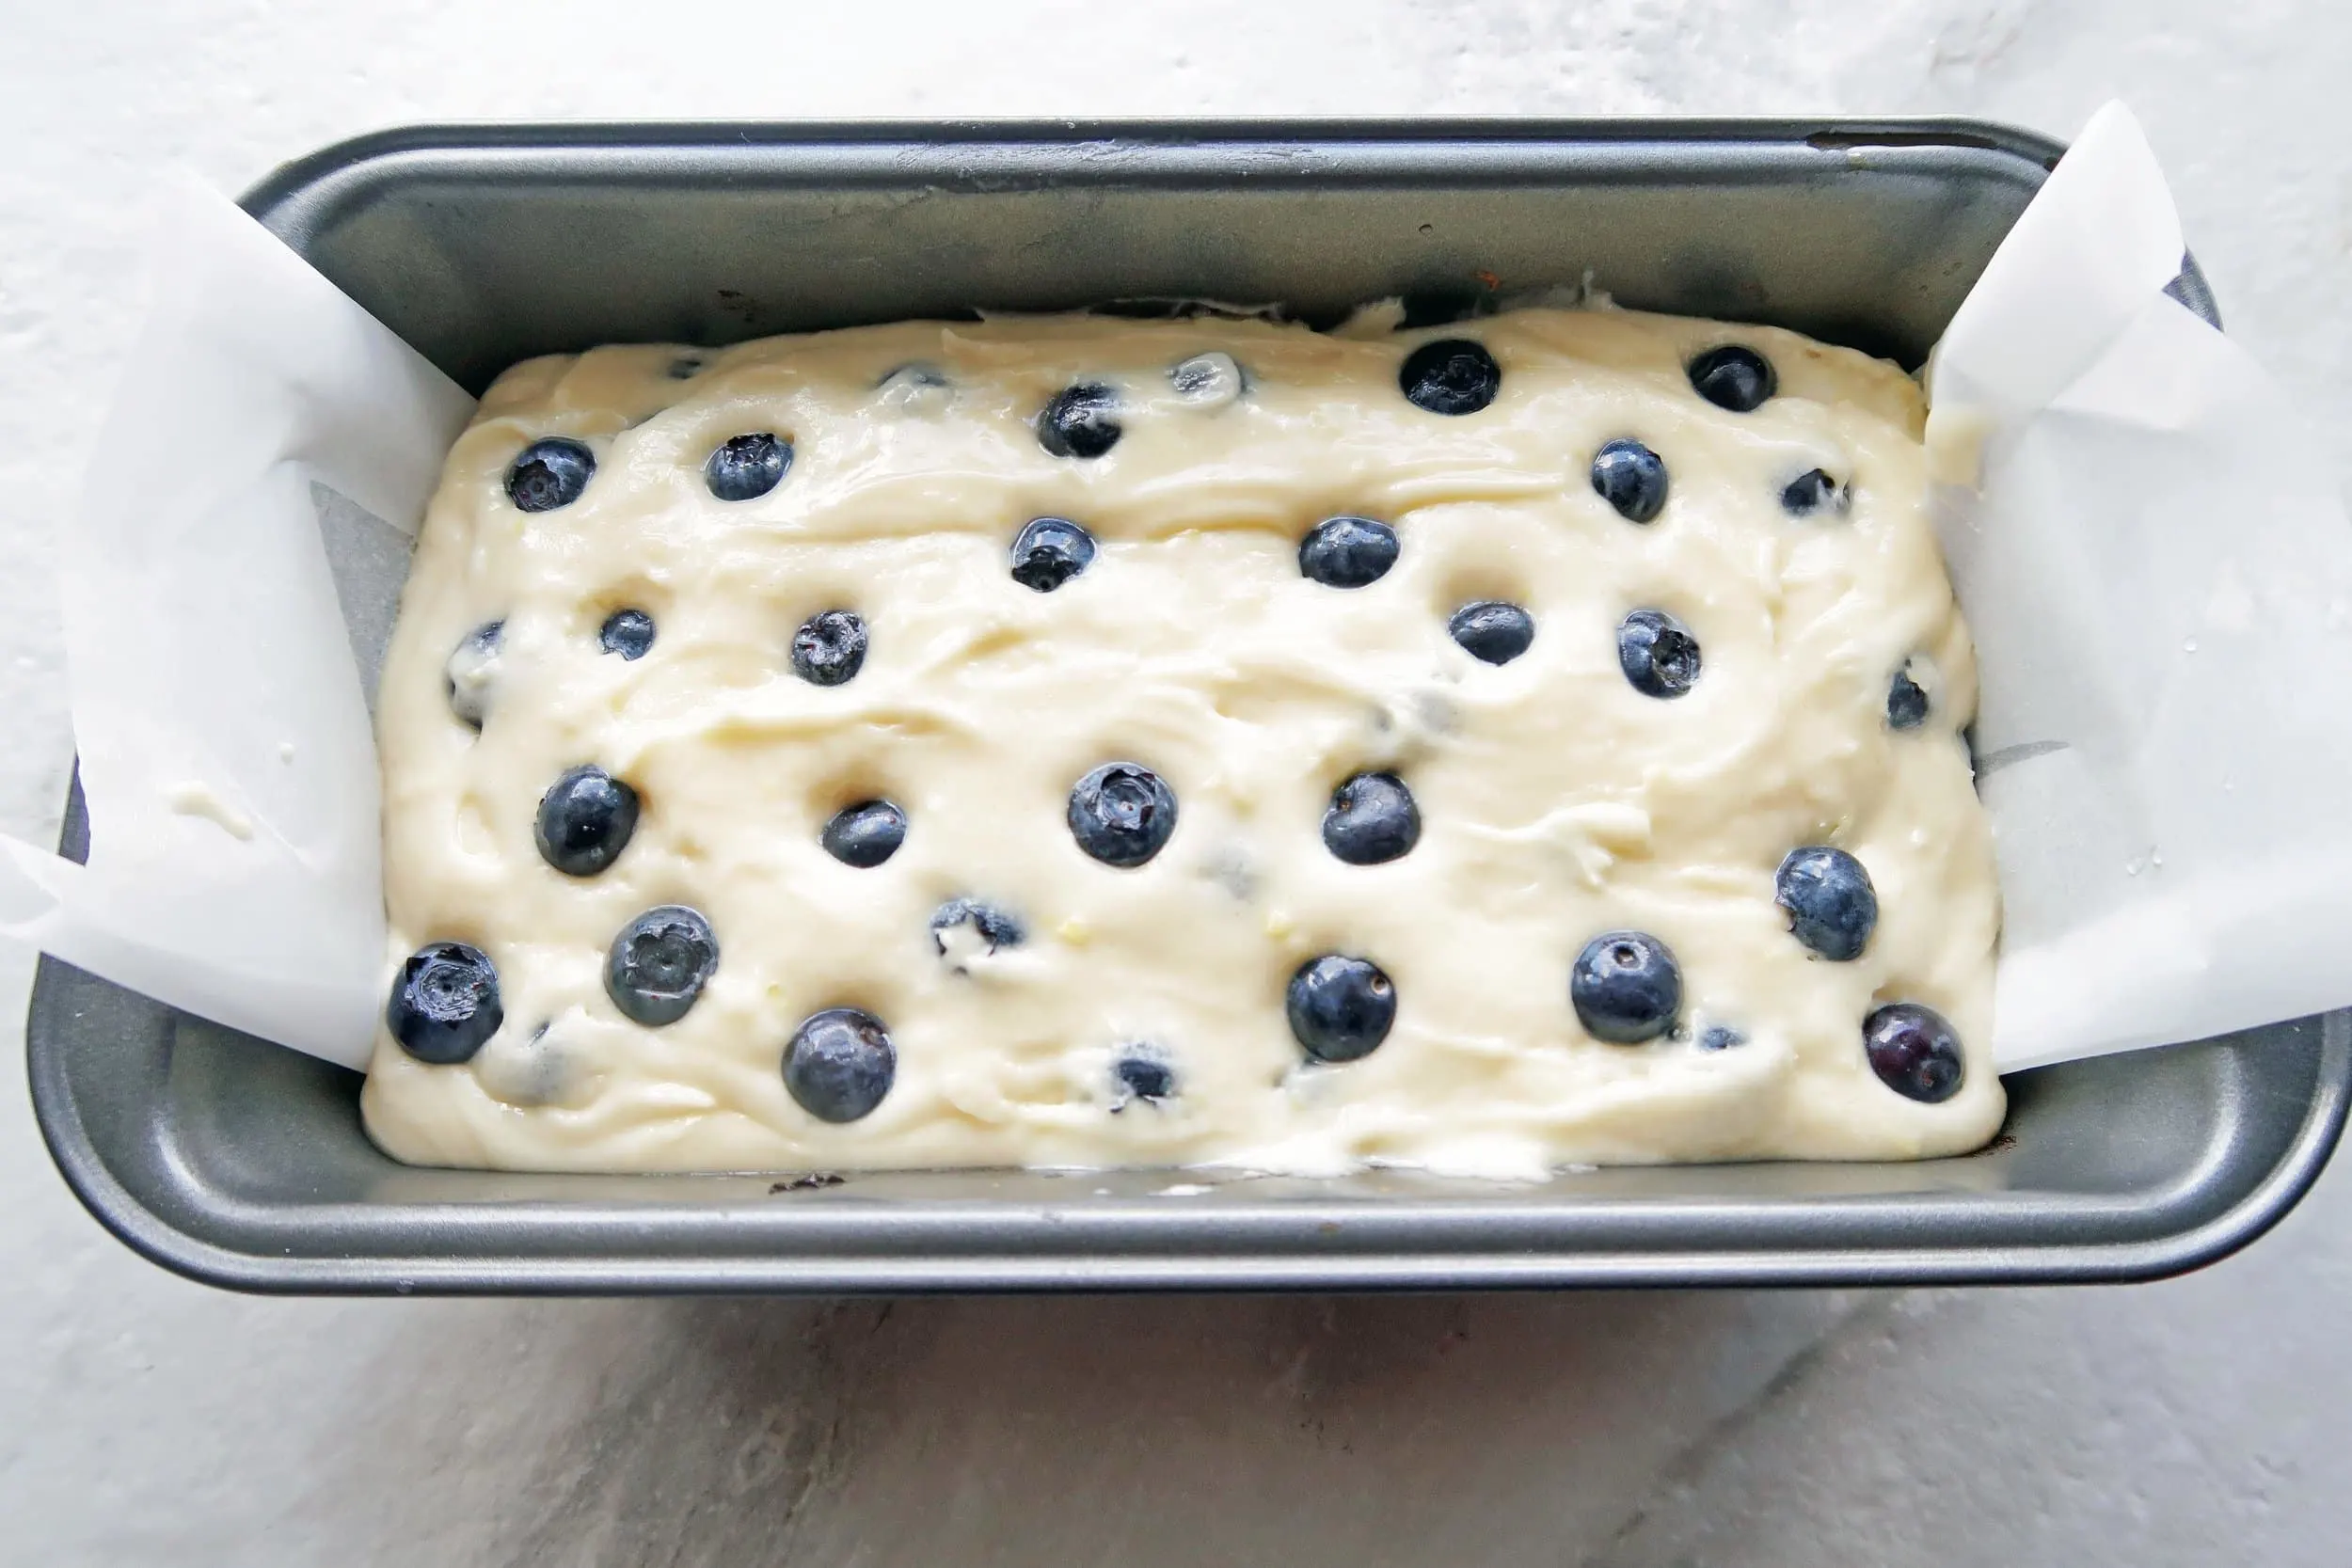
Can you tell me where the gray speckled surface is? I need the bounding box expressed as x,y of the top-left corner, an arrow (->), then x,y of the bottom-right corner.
3,3 -> 2348,1561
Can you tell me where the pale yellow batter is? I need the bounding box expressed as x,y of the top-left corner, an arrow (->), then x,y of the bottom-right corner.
361,305 -> 2002,1177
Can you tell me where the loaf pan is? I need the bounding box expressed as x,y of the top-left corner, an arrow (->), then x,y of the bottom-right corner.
27,119 -> 2345,1292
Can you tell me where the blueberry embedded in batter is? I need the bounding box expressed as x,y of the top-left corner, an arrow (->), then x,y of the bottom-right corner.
1591,437 -> 1670,523
1038,382 -> 1122,457
444,620 -> 503,729
1446,600 -> 1535,665
786,1006 -> 898,1123
534,764 -> 640,878
1887,661 -> 1931,730
1068,763 -> 1178,868
1286,954 -> 1397,1063
1864,1002 -> 1965,1103
1169,351 -> 1243,405
930,898 -> 1025,965
1617,609 -> 1702,699
1398,337 -> 1502,415
598,608 -> 657,660
1686,344 -> 1775,412
1111,1044 -> 1177,1108
791,609 -> 868,686
1781,467 -> 1849,516
1570,931 -> 1681,1044
821,800 -> 907,868
1009,516 -> 1098,593
1298,515 -> 1399,588
505,436 -> 596,512
1321,771 -> 1421,865
604,905 -> 720,1026
704,432 -> 792,501
387,942 -> 503,1065
1775,847 -> 1879,961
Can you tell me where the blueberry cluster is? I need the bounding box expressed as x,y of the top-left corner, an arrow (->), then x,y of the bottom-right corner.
389,335 -> 1965,1125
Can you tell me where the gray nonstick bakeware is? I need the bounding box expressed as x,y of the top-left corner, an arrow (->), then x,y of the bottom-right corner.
27,119 -> 2341,1293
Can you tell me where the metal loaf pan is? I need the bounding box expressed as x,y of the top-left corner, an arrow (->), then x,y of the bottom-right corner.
27,119 -> 2347,1293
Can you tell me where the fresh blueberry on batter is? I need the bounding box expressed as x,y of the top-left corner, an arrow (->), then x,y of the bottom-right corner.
1570,931 -> 1682,1044
930,898 -> 1025,958
1698,1023 -> 1746,1052
1169,351 -> 1243,404
598,608 -> 657,660
704,432 -> 792,501
1618,609 -> 1702,699
1448,600 -> 1535,665
444,620 -> 503,730
1776,847 -> 1878,961
1298,515 -> 1399,588
785,1006 -> 898,1122
1686,345 -> 1775,413
1009,516 -> 1098,592
1781,468 -> 1848,516
1111,1044 -> 1176,1108
534,764 -> 641,878
877,361 -> 951,410
1864,1002 -> 1965,1103
1068,762 -> 1178,867
1399,338 -> 1502,415
386,941 -> 503,1065
1038,383 -> 1122,458
1285,954 -> 1397,1063
1322,771 -> 1421,865
1887,663 -> 1931,730
791,610 -> 867,686
505,436 -> 596,512
821,800 -> 906,868
604,905 -> 720,1026
1591,438 -> 1670,523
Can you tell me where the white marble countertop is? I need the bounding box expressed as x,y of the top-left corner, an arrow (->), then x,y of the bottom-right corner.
4,3 -> 2348,1561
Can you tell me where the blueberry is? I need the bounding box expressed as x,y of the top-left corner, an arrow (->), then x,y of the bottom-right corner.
1322,771 -> 1421,865
1618,609 -> 1702,698
1068,762 -> 1178,867
604,905 -> 720,1026
1781,468 -> 1848,515
1298,515 -> 1399,588
506,436 -> 596,512
1571,931 -> 1682,1043
1170,351 -> 1244,404
1776,846 -> 1878,961
445,620 -> 503,729
1591,437 -> 1670,523
1111,1044 -> 1176,1108
821,800 -> 906,867
1039,383 -> 1121,458
1888,664 -> 1931,730
1285,954 -> 1397,1063
877,361 -> 951,410
598,608 -> 657,660
1448,600 -> 1534,665
785,1006 -> 897,1122
1399,338 -> 1502,415
1698,1024 -> 1746,1052
930,898 -> 1025,960
1009,516 -> 1098,592
386,941 -> 502,1065
1864,1002 -> 1965,1103
705,432 -> 792,501
665,356 -> 703,380
1687,345 -> 1775,412
791,610 -> 867,686
534,764 -> 641,878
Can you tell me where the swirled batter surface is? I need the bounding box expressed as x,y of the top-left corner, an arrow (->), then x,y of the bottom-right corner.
361,305 -> 2002,1177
